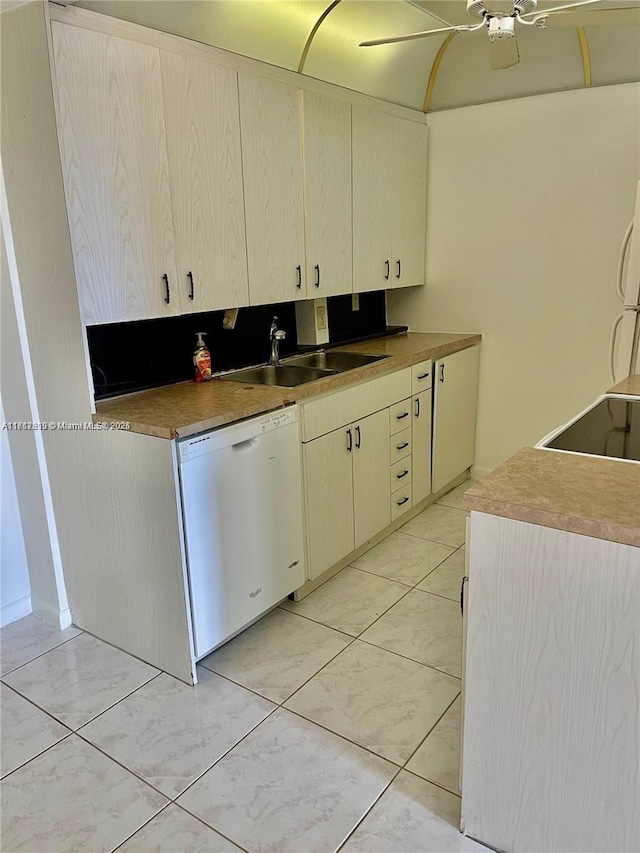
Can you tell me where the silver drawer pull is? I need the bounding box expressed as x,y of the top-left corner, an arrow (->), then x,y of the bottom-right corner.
396,412 -> 409,420
397,496 -> 410,506
396,469 -> 409,479
396,442 -> 409,450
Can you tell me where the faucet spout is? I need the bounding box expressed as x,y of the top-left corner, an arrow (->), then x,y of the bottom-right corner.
268,315 -> 286,366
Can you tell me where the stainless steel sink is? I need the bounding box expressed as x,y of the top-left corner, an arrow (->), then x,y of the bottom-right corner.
284,351 -> 388,371
218,364 -> 335,388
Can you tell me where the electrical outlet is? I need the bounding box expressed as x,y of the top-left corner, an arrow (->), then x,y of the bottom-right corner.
316,304 -> 327,331
222,307 -> 238,330
352,293 -> 360,311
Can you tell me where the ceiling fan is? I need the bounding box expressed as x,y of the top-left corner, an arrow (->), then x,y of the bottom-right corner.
359,0 -> 640,70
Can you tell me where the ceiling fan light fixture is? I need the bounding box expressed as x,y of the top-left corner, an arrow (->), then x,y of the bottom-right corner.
488,16 -> 517,39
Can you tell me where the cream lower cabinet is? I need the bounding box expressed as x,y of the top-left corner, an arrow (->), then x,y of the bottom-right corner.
432,346 -> 479,493
302,411 -> 390,581
300,369 -> 411,581
302,426 -> 355,581
352,409 -> 391,547
462,512 -> 640,852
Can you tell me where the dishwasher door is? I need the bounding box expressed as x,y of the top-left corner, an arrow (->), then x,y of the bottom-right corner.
178,407 -> 305,658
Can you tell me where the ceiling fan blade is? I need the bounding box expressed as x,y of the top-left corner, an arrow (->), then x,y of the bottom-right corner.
520,0 -> 620,20
489,33 -> 520,69
540,5 -> 640,25
403,0 -> 455,27
359,22 -> 484,47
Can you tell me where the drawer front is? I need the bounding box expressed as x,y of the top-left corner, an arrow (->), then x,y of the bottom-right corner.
389,427 -> 412,463
411,359 -> 433,395
390,458 -> 412,491
391,483 -> 412,520
389,398 -> 412,435
300,367 -> 412,442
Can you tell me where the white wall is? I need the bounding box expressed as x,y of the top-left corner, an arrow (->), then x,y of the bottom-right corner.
0,399 -> 31,626
388,82 -> 640,475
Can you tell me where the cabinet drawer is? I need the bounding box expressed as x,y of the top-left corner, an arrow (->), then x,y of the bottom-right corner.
300,367 -> 411,442
389,398 -> 412,435
411,360 -> 433,395
391,483 -> 412,520
390,427 -> 412,463
390,458 -> 412,491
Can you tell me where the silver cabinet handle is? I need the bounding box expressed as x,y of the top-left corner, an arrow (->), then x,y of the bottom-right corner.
396,469 -> 409,479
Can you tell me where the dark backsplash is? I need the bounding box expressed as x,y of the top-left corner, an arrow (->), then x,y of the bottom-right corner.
88,292 -> 389,399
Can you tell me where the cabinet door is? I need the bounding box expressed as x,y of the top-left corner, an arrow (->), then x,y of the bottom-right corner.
391,117 -> 427,288
238,73 -> 305,306
303,93 -> 352,297
353,409 -> 391,548
412,389 -> 432,505
302,427 -> 355,580
51,23 -> 178,324
352,107 -> 393,294
160,53 -> 249,313
432,346 -> 479,493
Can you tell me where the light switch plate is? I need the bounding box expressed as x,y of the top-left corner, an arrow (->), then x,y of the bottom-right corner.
316,304 -> 327,331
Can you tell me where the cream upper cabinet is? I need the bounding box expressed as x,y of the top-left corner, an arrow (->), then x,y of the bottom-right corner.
352,107 -> 393,294
353,408 -> 391,548
432,346 -> 479,493
390,117 -> 427,288
302,92 -> 352,297
160,53 -> 249,313
302,426 -> 355,581
52,23 -> 179,325
352,107 -> 427,294
238,73 -> 306,306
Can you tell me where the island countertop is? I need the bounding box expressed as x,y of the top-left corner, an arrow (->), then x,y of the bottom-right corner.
94,331 -> 481,440
463,446 -> 640,548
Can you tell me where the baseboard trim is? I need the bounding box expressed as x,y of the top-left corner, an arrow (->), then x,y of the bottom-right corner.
470,465 -> 492,480
1,595 -> 32,628
294,469 -> 471,601
31,595 -> 72,630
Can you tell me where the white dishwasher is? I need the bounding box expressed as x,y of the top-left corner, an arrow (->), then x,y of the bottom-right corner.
177,406 -> 305,659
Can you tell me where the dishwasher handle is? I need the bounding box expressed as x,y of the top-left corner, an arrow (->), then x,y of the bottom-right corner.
231,436 -> 260,452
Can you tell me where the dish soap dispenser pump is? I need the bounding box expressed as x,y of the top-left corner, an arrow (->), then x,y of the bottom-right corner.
193,332 -> 212,383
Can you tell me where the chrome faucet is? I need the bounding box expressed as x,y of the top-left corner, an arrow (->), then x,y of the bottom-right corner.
268,315 -> 286,366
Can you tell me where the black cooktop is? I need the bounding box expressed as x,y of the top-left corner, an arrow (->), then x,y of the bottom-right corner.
545,397 -> 640,462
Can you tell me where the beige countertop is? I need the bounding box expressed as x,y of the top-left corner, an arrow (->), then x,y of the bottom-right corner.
94,331 -> 481,439
608,374 -> 640,396
464,447 -> 640,548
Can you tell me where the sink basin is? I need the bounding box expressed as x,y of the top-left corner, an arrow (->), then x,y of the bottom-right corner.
285,351 -> 388,371
218,364 -> 335,388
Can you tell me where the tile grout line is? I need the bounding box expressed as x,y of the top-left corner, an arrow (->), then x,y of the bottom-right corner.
109,801 -> 174,853
0,731 -> 75,783
334,765 -> 404,853
356,636 -> 461,681
0,629 -> 84,679
403,766 -> 463,800
401,690 -> 461,770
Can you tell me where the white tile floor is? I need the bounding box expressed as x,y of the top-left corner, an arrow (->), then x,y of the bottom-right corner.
0,481 -> 486,853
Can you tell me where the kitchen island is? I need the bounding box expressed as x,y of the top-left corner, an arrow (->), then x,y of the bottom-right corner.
460,390 -> 640,853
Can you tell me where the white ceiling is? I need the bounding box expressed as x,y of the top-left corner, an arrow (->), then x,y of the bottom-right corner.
73,0 -> 640,111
